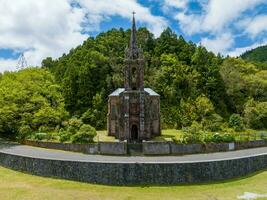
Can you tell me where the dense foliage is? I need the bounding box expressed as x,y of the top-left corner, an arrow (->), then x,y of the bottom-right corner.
40,28 -> 267,131
41,27 -> 267,132
0,27 -> 266,144
0,68 -> 68,138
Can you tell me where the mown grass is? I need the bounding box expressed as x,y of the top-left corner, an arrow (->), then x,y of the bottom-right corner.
95,130 -> 116,142
95,129 -> 183,142
0,166 -> 267,200
153,129 -> 183,141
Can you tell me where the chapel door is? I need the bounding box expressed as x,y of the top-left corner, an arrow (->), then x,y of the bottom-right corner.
131,124 -> 138,142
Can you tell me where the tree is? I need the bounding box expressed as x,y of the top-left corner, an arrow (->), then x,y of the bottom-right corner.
81,91 -> 107,130
243,99 -> 267,129
0,68 -> 68,138
39,27 -> 266,131
220,58 -> 267,113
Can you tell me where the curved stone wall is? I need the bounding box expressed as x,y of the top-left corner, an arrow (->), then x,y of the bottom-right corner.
0,150 -> 266,185
22,139 -> 267,156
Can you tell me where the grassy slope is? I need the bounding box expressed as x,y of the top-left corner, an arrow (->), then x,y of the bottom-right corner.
0,167 -> 267,200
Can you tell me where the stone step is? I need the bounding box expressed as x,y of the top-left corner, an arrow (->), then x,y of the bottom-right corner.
127,143 -> 143,156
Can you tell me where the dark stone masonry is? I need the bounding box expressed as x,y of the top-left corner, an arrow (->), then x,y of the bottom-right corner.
0,149 -> 266,185
107,14 -> 160,142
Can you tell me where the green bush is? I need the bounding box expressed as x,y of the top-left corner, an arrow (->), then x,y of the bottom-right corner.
31,132 -> 48,141
203,132 -> 235,143
65,117 -> 83,134
173,120 -> 236,144
202,114 -> 224,132
229,114 -> 244,131
59,131 -> 71,142
176,121 -> 203,144
17,125 -> 33,140
38,126 -> 52,133
71,124 -> 97,144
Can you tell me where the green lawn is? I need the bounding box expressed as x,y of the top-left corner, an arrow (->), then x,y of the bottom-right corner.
96,129 -> 182,142
0,166 -> 267,200
153,129 -> 183,141
95,130 -> 116,142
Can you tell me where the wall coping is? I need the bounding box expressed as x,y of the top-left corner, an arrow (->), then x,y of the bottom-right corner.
21,139 -> 267,156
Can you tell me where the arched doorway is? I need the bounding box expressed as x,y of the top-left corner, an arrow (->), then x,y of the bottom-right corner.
131,124 -> 138,141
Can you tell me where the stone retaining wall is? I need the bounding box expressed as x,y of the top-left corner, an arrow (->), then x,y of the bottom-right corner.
22,140 -> 99,154
21,139 -> 267,156
143,141 -> 170,155
99,142 -> 127,155
170,143 -> 203,155
0,150 -> 266,185
235,140 -> 267,150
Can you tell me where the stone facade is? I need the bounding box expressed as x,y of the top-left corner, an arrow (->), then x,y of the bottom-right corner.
107,14 -> 161,142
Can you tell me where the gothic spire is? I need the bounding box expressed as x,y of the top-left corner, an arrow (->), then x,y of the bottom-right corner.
126,11 -> 141,59
130,12 -> 137,51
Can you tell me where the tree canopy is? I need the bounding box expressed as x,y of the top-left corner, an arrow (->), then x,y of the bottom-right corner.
241,45 -> 267,63
0,68 -> 68,138
40,27 -> 267,130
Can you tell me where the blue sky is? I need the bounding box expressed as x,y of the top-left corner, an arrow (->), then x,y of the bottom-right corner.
1,0 -> 267,72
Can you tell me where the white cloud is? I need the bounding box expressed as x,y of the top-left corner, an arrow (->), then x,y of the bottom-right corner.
77,0 -> 168,37
163,0 -> 189,9
0,0 -> 168,72
227,39 -> 267,57
240,15 -> 267,38
175,0 -> 265,35
0,59 -> 18,72
201,0 -> 264,33
0,0 -> 87,72
175,12 -> 201,35
201,33 -> 234,54
169,0 -> 267,56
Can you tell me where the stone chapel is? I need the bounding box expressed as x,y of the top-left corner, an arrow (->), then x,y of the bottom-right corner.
107,13 -> 161,142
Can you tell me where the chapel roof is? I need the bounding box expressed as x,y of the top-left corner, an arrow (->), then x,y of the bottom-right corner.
109,88 -> 160,97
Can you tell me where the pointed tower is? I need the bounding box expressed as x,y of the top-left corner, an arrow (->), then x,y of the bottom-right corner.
108,13 -> 161,143
124,12 -> 144,91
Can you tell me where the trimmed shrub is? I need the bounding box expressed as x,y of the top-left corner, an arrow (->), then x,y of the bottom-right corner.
65,117 -> 83,134
71,124 -> 97,144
